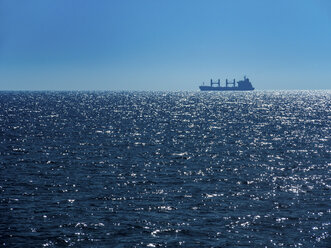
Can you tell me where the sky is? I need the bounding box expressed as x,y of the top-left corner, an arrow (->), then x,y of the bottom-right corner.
0,0 -> 330,90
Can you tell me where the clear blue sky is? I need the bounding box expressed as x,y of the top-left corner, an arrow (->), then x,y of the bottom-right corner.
0,0 -> 330,90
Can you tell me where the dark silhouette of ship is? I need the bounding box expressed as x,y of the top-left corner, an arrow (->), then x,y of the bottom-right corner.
199,76 -> 254,91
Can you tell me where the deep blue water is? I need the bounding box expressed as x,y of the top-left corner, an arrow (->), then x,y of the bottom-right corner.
0,91 -> 330,247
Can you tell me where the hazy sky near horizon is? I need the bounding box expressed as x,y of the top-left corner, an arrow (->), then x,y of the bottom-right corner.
1,0 -> 331,90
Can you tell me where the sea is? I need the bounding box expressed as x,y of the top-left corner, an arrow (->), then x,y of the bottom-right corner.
0,91 -> 330,247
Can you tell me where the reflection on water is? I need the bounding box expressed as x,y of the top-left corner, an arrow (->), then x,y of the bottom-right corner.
0,91 -> 330,247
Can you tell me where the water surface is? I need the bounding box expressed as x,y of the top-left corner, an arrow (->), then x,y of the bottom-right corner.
0,91 -> 330,247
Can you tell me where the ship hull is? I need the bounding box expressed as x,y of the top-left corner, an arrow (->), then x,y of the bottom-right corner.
199,86 -> 254,91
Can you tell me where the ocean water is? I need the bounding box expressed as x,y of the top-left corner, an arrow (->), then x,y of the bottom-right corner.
0,91 -> 330,247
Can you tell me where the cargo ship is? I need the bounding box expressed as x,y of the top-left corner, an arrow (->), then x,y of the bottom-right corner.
199,76 -> 254,91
